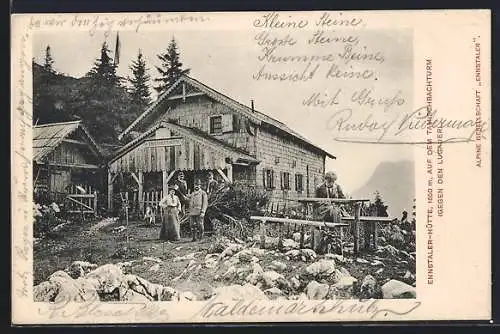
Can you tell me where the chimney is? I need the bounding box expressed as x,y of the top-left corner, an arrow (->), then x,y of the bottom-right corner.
251,99 -> 255,112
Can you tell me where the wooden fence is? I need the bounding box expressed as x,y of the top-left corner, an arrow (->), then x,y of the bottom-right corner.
65,184 -> 98,216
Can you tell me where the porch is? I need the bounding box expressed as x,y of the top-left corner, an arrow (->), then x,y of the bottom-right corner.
107,121 -> 260,215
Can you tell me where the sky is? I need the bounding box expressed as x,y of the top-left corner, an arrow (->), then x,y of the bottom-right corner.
33,28 -> 415,194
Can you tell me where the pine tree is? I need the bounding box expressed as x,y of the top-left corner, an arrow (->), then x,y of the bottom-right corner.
128,50 -> 151,107
43,45 -> 55,73
369,190 -> 389,217
86,42 -> 120,88
154,37 -> 190,94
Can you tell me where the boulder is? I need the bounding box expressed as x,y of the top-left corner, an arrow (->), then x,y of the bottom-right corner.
306,281 -> 330,300
359,275 -> 378,299
213,284 -> 269,300
219,244 -> 245,259
290,277 -> 301,290
324,254 -> 346,263
292,232 -> 301,243
143,256 -> 163,263
376,245 -> 399,258
285,249 -> 317,262
180,291 -> 197,301
382,280 -> 416,299
85,264 -> 124,294
282,239 -> 300,251
262,270 -> 284,288
34,270 -> 99,303
334,275 -> 358,290
305,259 -> 336,279
268,261 -> 287,272
65,261 -> 98,279
121,289 -> 151,302
149,264 -> 160,272
122,274 -> 171,301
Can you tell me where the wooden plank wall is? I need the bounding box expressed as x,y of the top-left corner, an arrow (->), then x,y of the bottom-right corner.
110,136 -> 228,173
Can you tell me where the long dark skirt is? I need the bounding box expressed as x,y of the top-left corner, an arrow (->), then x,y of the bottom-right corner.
159,207 -> 180,241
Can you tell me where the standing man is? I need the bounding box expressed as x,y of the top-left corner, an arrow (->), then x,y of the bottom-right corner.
188,179 -> 208,241
174,171 -> 189,214
206,171 -> 219,194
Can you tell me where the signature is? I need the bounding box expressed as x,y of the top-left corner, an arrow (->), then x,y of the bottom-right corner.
326,106 -> 488,144
191,298 -> 420,320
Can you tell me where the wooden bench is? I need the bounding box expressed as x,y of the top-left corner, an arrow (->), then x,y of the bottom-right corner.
250,216 -> 349,252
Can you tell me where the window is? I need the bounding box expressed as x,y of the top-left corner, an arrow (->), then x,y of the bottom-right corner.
263,169 -> 275,190
210,115 -> 222,134
280,171 -> 291,190
295,173 -> 304,192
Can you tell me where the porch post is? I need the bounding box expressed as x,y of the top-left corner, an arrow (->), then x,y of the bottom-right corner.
107,171 -> 114,212
138,171 -> 144,212
162,170 -> 168,198
226,163 -> 233,183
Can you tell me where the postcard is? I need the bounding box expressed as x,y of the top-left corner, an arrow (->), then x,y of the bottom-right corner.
11,10 -> 491,324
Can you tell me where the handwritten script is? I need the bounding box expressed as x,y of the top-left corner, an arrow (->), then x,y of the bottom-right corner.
250,11 -> 489,144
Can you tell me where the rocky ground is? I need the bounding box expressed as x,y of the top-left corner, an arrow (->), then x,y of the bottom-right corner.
34,217 -> 416,302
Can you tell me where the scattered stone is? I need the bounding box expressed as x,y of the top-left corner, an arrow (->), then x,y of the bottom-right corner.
381,279 -> 416,299
290,277 -> 301,290
282,239 -> 300,251
325,254 -> 346,263
334,275 -> 357,290
264,287 -> 284,299
305,259 -> 336,279
268,261 -> 287,272
149,264 -> 160,272
65,261 -> 98,279
360,275 -> 378,299
375,268 -> 384,275
262,270 -> 284,288
356,258 -> 370,264
173,252 -> 201,262
174,246 -> 182,251
219,244 -> 245,259
112,225 -> 127,234
292,232 -> 301,243
370,260 -> 385,266
180,291 -> 197,301
213,284 -> 269,300
143,256 -> 163,263
85,264 -> 124,294
306,281 -> 329,300
376,245 -> 399,257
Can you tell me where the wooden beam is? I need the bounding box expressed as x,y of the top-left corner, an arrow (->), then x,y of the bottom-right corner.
138,171 -> 144,212
67,196 -> 94,211
216,168 -> 231,184
165,170 -> 176,184
62,138 -> 88,145
167,92 -> 204,101
353,203 -> 361,256
41,162 -> 100,169
108,172 -> 114,212
296,197 -> 371,203
182,82 -> 186,101
130,172 -> 140,186
250,216 -> 348,228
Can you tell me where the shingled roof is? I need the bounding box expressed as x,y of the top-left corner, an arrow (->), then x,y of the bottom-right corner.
33,121 -> 103,163
119,75 -> 336,159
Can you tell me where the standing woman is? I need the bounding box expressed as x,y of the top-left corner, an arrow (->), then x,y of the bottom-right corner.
159,185 -> 182,241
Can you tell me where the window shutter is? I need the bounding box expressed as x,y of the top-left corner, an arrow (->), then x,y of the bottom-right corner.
270,170 -> 275,188
263,169 -> 267,188
222,114 -> 234,133
280,171 -> 284,189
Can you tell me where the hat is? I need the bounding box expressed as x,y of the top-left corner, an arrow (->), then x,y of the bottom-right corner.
170,184 -> 179,191
325,171 -> 337,181
194,179 -> 202,185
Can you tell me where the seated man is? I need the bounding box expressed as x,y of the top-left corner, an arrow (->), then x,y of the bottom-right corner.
314,171 -> 346,224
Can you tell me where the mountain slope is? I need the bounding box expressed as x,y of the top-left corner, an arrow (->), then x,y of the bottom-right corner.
351,160 -> 415,217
